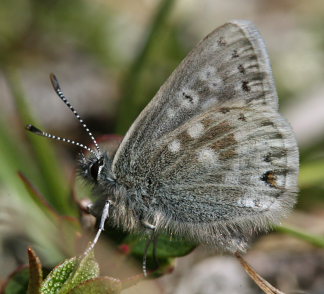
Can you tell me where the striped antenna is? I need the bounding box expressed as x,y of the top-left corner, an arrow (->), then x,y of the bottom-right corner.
49,73 -> 101,155
26,124 -> 97,156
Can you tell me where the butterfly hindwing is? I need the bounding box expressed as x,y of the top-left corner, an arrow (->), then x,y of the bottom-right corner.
112,105 -> 297,247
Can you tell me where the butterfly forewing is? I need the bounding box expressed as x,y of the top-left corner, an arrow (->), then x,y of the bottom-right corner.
113,20 -> 278,174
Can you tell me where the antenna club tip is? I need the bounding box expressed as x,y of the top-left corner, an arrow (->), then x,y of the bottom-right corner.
25,124 -> 43,135
49,73 -> 60,90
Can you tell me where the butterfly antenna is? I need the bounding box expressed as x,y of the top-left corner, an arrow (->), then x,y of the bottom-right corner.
26,124 -> 97,156
49,73 -> 101,156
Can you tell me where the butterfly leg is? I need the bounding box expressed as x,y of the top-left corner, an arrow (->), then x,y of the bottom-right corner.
84,200 -> 111,255
141,220 -> 157,277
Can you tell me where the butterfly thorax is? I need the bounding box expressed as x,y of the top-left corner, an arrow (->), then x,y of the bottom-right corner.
79,151 -> 148,232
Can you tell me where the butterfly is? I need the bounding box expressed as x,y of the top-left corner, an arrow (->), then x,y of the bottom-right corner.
27,20 -> 299,274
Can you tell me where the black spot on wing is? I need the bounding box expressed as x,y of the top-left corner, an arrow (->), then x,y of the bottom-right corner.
232,49 -> 239,58
242,81 -> 251,92
182,92 -> 194,103
238,64 -> 245,74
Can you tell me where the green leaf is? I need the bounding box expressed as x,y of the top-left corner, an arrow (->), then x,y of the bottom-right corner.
1,266 -> 30,294
59,251 -> 100,294
101,227 -> 196,275
117,232 -> 196,276
40,257 -> 77,294
125,233 -> 196,259
40,250 -> 99,294
68,277 -> 121,294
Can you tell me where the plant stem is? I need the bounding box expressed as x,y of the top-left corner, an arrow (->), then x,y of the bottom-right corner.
276,225 -> 324,248
116,0 -> 176,134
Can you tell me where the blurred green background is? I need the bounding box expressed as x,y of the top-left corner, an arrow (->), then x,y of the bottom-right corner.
1,0 -> 324,293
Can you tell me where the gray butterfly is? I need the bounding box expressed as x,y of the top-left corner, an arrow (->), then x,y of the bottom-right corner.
27,20 -> 299,271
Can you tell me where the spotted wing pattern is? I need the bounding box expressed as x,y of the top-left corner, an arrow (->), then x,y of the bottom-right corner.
109,20 -> 298,251
113,20 -> 279,175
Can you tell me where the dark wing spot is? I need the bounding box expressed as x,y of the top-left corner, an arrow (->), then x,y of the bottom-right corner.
270,133 -> 283,140
261,171 -> 277,187
261,121 -> 275,127
242,81 -> 251,92
182,92 -> 193,103
220,107 -> 230,114
238,64 -> 246,74
238,113 -> 246,121
264,153 -> 272,163
232,49 -> 239,58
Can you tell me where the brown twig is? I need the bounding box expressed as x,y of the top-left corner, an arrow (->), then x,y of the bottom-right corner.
235,252 -> 285,294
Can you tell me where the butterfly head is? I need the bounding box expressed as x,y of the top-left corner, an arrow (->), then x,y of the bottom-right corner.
79,150 -> 114,185
78,134 -> 123,185
26,74 -> 120,197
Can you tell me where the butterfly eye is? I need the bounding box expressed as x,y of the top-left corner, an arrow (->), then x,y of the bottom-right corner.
89,157 -> 104,181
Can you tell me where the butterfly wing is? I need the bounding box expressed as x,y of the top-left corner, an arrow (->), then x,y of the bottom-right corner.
110,20 -> 298,251
113,20 -> 279,174
132,106 -> 298,250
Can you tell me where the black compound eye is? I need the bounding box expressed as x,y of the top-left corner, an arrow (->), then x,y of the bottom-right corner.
89,158 -> 104,181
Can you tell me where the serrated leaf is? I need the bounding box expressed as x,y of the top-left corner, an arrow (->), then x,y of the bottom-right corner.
59,250 -> 100,294
68,277 -> 121,294
40,250 -> 99,294
40,257 -> 77,294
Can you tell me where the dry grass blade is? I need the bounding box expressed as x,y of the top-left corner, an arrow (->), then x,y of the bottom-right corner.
235,252 -> 285,294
